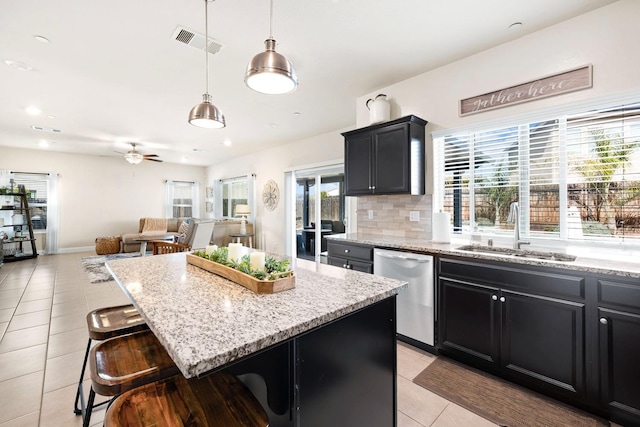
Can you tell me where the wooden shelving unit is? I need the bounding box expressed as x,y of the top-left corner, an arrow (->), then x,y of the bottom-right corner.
0,190 -> 38,263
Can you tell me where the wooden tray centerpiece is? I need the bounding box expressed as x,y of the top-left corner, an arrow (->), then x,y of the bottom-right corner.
186,247 -> 295,294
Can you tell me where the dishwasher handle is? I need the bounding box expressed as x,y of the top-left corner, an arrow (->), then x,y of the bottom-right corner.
375,251 -> 432,263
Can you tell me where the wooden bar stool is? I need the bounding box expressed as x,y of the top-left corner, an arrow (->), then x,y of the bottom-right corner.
83,329 -> 180,427
74,304 -> 149,417
105,371 -> 270,427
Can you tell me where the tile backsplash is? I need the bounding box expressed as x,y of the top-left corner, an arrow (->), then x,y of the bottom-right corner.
357,194 -> 432,239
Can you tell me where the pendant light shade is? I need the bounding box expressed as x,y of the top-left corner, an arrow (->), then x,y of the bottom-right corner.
189,0 -> 225,128
246,38 -> 297,94
245,0 -> 297,95
189,93 -> 225,128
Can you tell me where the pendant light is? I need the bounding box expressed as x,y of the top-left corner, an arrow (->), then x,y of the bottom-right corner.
189,0 -> 226,128
245,0 -> 297,95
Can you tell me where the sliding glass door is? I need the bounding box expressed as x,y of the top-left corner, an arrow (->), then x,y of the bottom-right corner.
291,165 -> 346,263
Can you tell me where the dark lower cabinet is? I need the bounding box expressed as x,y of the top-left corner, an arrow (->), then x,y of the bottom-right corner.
439,276 -> 586,401
598,308 -> 640,425
501,290 -> 585,398
439,279 -> 499,365
297,298 -> 396,427
438,257 -> 640,425
327,240 -> 373,273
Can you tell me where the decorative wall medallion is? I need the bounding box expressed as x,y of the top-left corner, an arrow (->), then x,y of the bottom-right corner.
262,179 -> 280,211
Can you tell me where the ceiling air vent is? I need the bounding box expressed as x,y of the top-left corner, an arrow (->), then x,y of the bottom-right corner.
172,26 -> 222,55
31,125 -> 62,133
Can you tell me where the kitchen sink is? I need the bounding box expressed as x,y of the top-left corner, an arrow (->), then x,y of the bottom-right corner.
455,245 -> 577,262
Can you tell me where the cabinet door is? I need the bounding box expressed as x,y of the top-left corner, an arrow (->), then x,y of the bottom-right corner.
598,307 -> 640,422
500,290 -> 586,399
344,132 -> 373,195
373,124 -> 410,194
298,298 -> 396,427
438,278 -> 500,366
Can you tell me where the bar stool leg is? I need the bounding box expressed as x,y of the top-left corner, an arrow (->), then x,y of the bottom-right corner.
74,338 -> 92,415
83,387 -> 96,427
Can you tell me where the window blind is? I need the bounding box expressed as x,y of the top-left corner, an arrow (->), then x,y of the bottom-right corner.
434,100 -> 640,244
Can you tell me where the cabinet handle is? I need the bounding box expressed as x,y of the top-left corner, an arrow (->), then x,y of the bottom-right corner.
499,296 -> 506,303
372,185 -> 375,190
344,249 -> 350,253
600,318 -> 608,325
343,264 -> 347,268
491,295 -> 498,301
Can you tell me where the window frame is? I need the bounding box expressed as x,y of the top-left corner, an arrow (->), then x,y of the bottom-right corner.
433,94 -> 640,250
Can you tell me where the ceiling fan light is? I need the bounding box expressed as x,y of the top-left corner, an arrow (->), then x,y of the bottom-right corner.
245,38 -> 297,94
124,151 -> 143,164
189,93 -> 226,128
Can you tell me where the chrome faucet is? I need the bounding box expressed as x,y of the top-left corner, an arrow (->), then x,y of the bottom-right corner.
507,202 -> 530,250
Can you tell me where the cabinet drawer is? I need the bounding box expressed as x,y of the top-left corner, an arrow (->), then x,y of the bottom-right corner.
439,258 -> 585,300
598,278 -> 640,312
327,256 -> 373,273
327,241 -> 373,262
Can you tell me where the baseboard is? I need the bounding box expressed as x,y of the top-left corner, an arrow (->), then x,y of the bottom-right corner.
57,246 -> 95,254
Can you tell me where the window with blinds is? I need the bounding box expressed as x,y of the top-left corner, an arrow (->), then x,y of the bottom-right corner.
434,101 -> 640,243
167,181 -> 197,218
221,178 -> 248,218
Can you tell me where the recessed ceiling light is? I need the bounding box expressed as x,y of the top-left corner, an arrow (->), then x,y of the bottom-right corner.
223,140 -> 232,146
293,112 -> 301,116
25,106 -> 41,116
34,35 -> 50,43
192,148 -> 208,152
4,59 -> 33,71
509,22 -> 523,30
47,115 -> 56,119
182,157 -> 189,163
39,140 -> 49,148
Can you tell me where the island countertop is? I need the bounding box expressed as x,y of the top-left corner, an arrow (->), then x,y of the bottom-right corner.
106,253 -> 406,378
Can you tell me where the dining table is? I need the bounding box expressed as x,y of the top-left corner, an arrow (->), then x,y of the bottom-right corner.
106,252 -> 407,427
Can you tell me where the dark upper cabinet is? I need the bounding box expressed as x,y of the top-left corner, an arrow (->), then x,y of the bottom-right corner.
342,115 -> 427,196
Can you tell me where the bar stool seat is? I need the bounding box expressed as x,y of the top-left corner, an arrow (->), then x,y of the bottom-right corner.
74,304 -> 149,416
83,329 -> 180,427
105,371 -> 270,427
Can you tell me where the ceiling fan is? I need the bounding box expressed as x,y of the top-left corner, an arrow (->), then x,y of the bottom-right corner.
120,143 -> 163,164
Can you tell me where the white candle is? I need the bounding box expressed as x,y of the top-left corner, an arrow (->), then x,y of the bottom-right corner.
205,244 -> 217,255
227,243 -> 242,262
249,251 -> 266,271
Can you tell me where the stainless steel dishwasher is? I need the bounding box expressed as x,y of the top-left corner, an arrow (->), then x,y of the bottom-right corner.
374,248 -> 434,347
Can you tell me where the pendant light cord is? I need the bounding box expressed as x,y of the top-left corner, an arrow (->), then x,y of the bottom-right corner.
204,0 -> 209,95
269,0 -> 273,39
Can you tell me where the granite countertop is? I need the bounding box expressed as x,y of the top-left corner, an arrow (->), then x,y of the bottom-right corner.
329,233 -> 640,279
106,253 -> 407,378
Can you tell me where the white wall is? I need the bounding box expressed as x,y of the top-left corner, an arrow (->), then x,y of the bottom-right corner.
355,0 -> 640,236
206,129 -> 345,253
0,148 -> 206,251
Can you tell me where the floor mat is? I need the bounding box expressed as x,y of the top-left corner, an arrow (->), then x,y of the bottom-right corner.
80,252 -> 140,283
413,356 -> 608,427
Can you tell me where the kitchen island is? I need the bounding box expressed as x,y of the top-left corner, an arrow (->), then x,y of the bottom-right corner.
106,253 -> 406,427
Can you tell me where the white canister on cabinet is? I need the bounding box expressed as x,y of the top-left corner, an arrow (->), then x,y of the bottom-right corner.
367,94 -> 391,124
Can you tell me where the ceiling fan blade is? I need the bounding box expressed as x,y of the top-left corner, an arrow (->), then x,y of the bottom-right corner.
142,154 -> 159,158
144,158 -> 163,162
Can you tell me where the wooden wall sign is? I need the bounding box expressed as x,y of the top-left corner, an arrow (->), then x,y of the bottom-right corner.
460,65 -> 592,116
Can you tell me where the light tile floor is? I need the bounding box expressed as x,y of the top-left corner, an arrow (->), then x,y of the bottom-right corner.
0,252 -> 612,426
